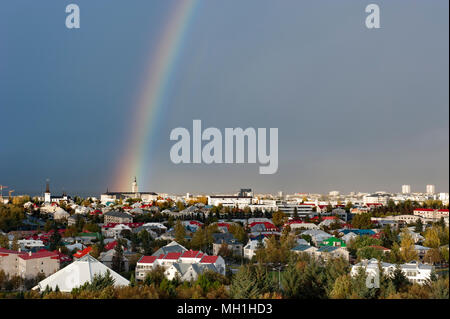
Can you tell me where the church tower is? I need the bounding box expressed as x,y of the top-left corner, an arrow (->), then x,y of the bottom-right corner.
44,179 -> 51,203
132,177 -> 138,193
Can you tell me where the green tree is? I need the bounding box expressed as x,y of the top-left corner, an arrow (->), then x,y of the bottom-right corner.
111,240 -> 125,273
49,225 -> 62,251
292,207 -> 299,220
73,270 -> 116,293
414,219 -> 423,233
356,246 -> 384,262
281,265 -> 301,298
229,266 -> 261,299
391,265 -> 409,292
345,201 -> 353,211
174,220 -> 186,245
351,213 -> 372,229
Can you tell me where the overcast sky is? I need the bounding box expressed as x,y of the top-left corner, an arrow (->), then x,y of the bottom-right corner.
0,0 -> 448,197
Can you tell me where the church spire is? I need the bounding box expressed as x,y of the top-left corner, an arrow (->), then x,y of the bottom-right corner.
45,179 -> 50,193
132,177 -> 138,193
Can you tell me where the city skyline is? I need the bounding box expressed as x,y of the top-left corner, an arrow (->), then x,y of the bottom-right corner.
3,178 -> 448,198
1,0 -> 448,195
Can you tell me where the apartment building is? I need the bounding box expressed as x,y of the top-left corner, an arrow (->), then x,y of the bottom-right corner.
0,248 -> 60,279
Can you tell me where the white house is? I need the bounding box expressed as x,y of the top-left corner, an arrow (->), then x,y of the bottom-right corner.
53,207 -> 70,220
341,232 -> 358,244
243,238 -> 268,260
351,258 -> 434,285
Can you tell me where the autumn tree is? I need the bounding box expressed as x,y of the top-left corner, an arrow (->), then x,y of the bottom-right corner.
329,274 -> 353,299
399,229 -> 418,262
272,211 -> 287,228
424,226 -> 442,248
0,234 -> 9,249
229,223 -> 247,244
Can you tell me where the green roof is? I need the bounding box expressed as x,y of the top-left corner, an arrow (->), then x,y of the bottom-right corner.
320,236 -> 346,247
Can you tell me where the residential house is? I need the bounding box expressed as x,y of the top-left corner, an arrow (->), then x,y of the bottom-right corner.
351,258 -> 434,285
99,249 -> 129,272
301,229 -> 331,246
243,238 -> 268,260
152,241 -> 187,256
341,232 -> 358,244
316,246 -> 349,261
320,236 -> 346,247
135,250 -> 224,282
104,210 -> 133,224
212,233 -> 243,256
291,244 -> 319,257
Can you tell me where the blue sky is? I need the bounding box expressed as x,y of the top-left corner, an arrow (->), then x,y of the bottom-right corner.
0,0 -> 448,196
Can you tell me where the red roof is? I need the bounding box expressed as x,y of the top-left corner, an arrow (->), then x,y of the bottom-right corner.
414,208 -> 434,211
180,250 -> 202,258
163,252 -> 182,260
437,209 -> 449,212
139,256 -> 157,264
249,222 -> 277,230
52,250 -> 71,262
73,246 -> 92,258
19,250 -> 59,260
200,255 -> 219,263
311,216 -> 337,221
0,248 -> 24,255
105,241 -> 117,251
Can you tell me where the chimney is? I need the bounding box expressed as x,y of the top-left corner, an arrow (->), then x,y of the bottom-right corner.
18,247 -> 21,252
58,248 -> 61,253
28,251 -> 32,256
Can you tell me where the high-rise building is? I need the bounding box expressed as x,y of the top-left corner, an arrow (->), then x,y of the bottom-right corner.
402,185 -> 411,194
329,191 -> 340,197
426,185 -> 435,194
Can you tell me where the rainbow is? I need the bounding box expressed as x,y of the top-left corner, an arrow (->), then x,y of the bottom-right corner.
112,1 -> 199,191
